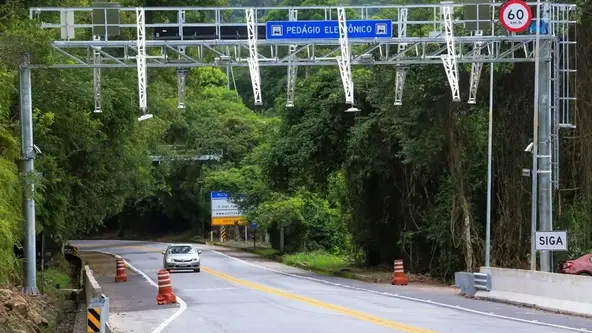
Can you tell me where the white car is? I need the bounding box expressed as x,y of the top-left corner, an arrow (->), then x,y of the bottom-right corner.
162,244 -> 202,272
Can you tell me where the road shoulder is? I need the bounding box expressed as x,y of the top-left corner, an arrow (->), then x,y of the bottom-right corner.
81,251 -> 179,333
205,244 -> 592,331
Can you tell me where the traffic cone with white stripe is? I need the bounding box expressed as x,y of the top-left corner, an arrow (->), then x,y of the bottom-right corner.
391,259 -> 409,285
156,269 -> 177,305
114,256 -> 127,283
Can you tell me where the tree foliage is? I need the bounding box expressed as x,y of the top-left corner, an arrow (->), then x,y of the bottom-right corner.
0,0 -> 590,284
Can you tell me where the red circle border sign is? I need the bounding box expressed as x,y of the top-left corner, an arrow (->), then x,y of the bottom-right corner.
499,0 -> 533,33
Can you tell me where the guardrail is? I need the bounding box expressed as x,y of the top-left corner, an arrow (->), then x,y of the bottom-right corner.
473,272 -> 491,292
455,271 -> 491,297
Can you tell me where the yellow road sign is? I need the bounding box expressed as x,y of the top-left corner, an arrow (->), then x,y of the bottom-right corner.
211,217 -> 247,226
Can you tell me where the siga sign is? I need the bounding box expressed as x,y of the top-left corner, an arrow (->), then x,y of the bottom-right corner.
499,0 -> 533,33
535,231 -> 568,251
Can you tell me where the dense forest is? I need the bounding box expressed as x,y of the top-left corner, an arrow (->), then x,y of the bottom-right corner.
0,0 -> 591,285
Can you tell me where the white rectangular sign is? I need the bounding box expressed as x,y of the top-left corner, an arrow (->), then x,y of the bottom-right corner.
212,210 -> 243,217
535,231 -> 568,251
211,201 -> 239,211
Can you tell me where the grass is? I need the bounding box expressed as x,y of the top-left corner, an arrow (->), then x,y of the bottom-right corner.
40,268 -> 72,295
252,247 -> 280,258
282,251 -> 350,272
38,254 -> 73,296
35,255 -> 74,333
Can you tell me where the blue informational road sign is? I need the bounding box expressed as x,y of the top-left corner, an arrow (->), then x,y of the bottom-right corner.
251,220 -> 258,229
211,191 -> 229,199
265,20 -> 393,40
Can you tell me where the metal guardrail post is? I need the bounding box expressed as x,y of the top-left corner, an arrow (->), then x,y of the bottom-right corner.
473,272 -> 492,291
87,294 -> 110,333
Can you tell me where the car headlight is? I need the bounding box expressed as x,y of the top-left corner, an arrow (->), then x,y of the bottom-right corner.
166,258 -> 174,263
192,257 -> 200,262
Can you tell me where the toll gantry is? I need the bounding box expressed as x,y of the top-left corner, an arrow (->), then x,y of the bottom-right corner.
29,2 -> 575,117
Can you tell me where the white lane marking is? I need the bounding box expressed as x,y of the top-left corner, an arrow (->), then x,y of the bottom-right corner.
183,287 -> 238,292
211,249 -> 591,333
94,250 -> 187,333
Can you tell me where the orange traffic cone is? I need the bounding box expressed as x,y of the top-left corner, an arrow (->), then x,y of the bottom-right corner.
156,269 -> 177,305
391,259 -> 409,285
114,256 -> 128,283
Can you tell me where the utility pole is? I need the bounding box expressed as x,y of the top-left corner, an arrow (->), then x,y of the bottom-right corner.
532,0 -> 553,273
19,54 -> 39,296
538,31 -> 553,273
484,0 -> 496,268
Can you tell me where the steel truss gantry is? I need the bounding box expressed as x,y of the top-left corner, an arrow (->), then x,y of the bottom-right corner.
30,3 -> 575,109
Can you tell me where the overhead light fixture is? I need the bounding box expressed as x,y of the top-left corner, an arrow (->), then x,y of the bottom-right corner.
525,142 -> 534,153
345,106 -> 360,112
138,113 -> 153,121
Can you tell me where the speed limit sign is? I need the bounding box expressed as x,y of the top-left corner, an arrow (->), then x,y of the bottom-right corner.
499,0 -> 533,33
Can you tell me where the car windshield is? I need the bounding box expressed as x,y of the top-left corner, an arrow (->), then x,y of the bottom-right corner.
167,246 -> 195,254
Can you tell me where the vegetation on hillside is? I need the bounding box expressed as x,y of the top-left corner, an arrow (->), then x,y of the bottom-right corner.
0,0 -> 591,286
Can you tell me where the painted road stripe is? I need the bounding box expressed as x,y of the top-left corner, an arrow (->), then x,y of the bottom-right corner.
93,249 -> 187,333
127,245 -> 434,333
86,241 -> 592,333
183,287 -> 238,292
211,248 -> 592,333
202,266 -> 436,333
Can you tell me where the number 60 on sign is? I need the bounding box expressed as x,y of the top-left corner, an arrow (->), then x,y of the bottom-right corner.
499,0 -> 533,33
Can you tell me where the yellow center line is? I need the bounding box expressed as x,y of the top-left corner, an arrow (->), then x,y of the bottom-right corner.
117,245 -> 436,333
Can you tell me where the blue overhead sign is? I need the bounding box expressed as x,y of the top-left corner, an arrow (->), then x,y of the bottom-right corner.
265,20 -> 393,40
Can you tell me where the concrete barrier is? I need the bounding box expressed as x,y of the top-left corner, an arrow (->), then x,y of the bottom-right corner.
455,271 -> 478,297
81,265 -> 113,333
83,265 -> 102,306
476,266 -> 592,317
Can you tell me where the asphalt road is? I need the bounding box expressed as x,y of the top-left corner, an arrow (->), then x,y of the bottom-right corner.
74,240 -> 592,333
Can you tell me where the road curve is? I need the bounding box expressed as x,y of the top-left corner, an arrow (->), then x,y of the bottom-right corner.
73,240 -> 592,333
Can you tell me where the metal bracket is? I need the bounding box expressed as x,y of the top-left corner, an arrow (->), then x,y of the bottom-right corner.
135,7 -> 151,120
286,8 -> 298,108
468,30 -> 484,104
337,7 -> 355,107
246,8 -> 262,106
440,2 -> 461,102
92,35 -> 102,113
394,8 -> 408,106
177,67 -> 187,110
